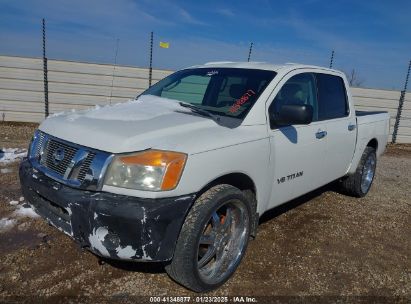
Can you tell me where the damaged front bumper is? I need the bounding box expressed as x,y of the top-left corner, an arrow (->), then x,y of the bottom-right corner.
19,160 -> 196,262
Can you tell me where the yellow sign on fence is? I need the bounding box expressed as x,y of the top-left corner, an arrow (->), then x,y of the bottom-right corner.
159,41 -> 170,48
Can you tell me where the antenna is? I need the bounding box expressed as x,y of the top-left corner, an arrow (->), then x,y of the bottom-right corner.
109,38 -> 120,105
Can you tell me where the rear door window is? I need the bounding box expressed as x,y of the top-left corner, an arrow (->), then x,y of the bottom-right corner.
316,74 -> 349,120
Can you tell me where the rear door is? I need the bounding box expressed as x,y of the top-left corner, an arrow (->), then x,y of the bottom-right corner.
315,73 -> 356,181
266,71 -> 328,209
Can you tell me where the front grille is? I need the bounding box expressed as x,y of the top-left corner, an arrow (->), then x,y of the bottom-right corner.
43,139 -> 78,176
29,130 -> 111,190
34,131 -> 45,158
77,152 -> 96,182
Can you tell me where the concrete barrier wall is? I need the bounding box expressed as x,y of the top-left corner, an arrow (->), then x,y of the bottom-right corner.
350,87 -> 411,143
0,55 -> 173,122
1,55 -> 410,143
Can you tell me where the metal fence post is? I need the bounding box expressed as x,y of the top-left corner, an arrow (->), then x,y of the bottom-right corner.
148,32 -> 153,87
42,18 -> 49,117
109,38 -> 119,105
329,50 -> 334,69
392,60 -> 411,143
247,42 -> 253,62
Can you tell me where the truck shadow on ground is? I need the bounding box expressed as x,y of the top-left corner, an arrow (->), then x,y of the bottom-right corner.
259,181 -> 340,225
102,181 -> 341,274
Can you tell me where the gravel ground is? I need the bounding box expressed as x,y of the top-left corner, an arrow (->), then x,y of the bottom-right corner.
0,122 -> 410,303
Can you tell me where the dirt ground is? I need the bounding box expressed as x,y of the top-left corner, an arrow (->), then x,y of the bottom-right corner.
0,122 -> 410,303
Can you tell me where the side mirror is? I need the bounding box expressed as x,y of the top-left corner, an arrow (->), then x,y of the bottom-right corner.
271,104 -> 313,126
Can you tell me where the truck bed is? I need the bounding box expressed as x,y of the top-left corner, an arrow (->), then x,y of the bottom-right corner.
356,110 -> 389,125
356,110 -> 387,116
351,110 -> 390,167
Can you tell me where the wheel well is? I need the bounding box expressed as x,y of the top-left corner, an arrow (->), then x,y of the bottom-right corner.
196,173 -> 259,238
367,138 -> 378,150
198,173 -> 256,197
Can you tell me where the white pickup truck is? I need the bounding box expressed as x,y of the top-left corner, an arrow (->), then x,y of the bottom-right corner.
20,62 -> 389,292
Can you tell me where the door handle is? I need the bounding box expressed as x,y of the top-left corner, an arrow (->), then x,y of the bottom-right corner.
315,130 -> 327,139
348,123 -> 356,131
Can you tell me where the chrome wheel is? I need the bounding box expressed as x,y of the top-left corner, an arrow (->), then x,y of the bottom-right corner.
196,200 -> 249,284
361,152 -> 376,194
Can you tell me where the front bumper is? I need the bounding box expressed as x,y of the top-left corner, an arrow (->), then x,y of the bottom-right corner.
19,160 -> 196,262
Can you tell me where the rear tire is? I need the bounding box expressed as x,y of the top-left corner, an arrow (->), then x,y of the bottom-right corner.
340,146 -> 377,197
165,184 -> 251,292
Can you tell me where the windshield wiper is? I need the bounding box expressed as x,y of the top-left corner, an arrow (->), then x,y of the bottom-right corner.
178,102 -> 221,123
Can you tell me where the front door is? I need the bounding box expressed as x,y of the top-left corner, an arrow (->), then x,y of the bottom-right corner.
266,71 -> 328,209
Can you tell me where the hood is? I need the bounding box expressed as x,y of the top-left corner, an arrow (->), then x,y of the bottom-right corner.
39,95 -> 266,154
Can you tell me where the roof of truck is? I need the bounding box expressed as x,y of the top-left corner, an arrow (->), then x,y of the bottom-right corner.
188,61 -> 340,74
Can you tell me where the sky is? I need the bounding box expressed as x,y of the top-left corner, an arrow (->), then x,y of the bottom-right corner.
0,0 -> 410,90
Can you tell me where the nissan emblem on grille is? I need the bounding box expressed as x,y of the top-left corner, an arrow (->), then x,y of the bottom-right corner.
53,147 -> 65,165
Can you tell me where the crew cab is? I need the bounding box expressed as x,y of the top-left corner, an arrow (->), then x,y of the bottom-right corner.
20,62 -> 389,292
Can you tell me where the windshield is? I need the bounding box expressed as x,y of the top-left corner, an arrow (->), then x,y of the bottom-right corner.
141,68 -> 276,120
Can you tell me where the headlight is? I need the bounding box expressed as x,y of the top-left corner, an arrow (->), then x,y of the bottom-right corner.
103,150 -> 187,191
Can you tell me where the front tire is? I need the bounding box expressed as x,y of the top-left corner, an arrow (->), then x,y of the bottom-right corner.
166,184 -> 251,292
340,146 -> 377,197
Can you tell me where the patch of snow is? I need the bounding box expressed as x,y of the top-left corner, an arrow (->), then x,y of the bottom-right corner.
0,218 -> 17,233
49,111 -> 64,118
50,108 -> 78,118
1,201 -> 40,232
59,95 -> 183,122
0,148 -> 27,164
12,204 -> 40,218
0,168 -> 13,174
19,196 -> 24,202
